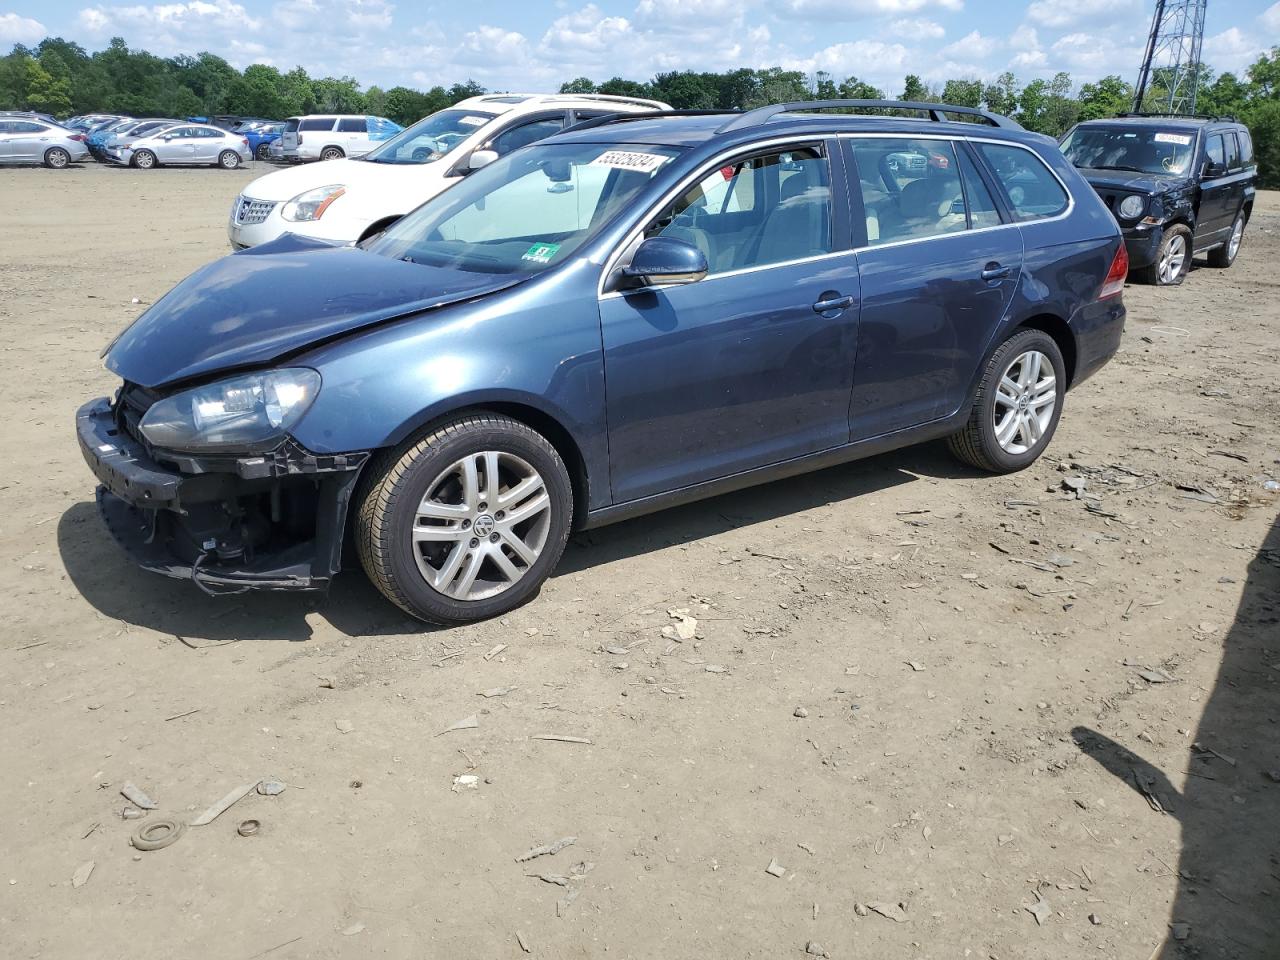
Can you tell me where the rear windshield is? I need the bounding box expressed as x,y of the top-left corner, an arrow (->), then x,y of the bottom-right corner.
1060,125 -> 1196,176
285,118 -> 300,132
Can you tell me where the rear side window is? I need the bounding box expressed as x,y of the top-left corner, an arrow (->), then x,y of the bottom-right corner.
299,117 -> 336,132
13,121 -> 45,133
1225,132 -> 1242,171
957,147 -> 1001,229
337,117 -> 367,133
850,138 -> 969,244
974,143 -> 1069,221
1239,129 -> 1254,166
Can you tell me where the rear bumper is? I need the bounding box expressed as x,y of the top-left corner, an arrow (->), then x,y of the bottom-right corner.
1069,296 -> 1126,387
77,397 -> 368,594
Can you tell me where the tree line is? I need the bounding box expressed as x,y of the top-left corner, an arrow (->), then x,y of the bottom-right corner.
3,36 -> 1280,184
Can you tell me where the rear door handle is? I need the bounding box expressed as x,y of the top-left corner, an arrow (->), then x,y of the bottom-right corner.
812,293 -> 854,313
981,262 -> 1012,281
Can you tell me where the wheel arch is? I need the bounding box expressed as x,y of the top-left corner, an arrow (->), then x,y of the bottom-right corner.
1015,313 -> 1077,388
386,396 -> 594,529
320,143 -> 346,158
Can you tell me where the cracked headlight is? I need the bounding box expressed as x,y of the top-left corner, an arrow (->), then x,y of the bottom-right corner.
281,184 -> 346,222
139,368 -> 321,453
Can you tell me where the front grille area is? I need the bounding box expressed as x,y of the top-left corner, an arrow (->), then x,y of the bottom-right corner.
116,381 -> 160,446
235,197 -> 276,225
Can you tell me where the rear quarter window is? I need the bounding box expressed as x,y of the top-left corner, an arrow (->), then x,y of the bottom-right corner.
974,143 -> 1069,221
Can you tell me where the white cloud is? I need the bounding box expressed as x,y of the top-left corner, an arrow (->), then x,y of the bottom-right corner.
886,17 -> 944,40
786,0 -> 961,21
939,29 -> 1000,60
782,38 -> 911,76
635,0 -> 742,20
77,1 -> 262,37
1202,26 -> 1265,76
1026,0 -> 1138,29
0,11 -> 46,42
1263,2 -> 1280,34
1009,24 -> 1038,52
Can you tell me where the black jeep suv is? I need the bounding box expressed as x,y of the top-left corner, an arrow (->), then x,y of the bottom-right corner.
1060,115 -> 1256,286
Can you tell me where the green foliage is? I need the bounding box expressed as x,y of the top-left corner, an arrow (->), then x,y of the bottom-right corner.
3,33 -> 1279,187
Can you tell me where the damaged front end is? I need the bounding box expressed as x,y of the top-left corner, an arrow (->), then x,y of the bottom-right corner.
77,384 -> 367,594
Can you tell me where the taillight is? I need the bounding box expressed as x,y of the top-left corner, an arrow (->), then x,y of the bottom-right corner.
1097,242 -> 1129,300
242,137 -> 249,147
70,133 -> 86,142
297,134 -> 303,144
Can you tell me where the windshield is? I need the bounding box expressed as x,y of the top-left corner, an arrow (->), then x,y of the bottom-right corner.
362,109 -> 498,165
1061,125 -> 1196,176
367,141 -> 682,274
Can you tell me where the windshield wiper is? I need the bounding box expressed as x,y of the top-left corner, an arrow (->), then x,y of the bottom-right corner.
1090,164 -> 1147,173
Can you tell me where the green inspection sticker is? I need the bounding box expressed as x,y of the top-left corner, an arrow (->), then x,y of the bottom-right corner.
522,242 -> 561,264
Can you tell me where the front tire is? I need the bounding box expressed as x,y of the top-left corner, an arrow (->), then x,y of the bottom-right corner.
132,149 -> 156,170
44,147 -> 70,169
947,328 -> 1066,473
255,142 -> 272,161
1207,211 -> 1245,268
355,413 -> 574,625
320,146 -> 344,161
218,150 -> 241,170
1135,224 -> 1191,285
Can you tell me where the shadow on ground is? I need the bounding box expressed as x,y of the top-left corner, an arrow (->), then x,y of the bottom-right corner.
58,441 -> 965,642
1073,510 -> 1280,958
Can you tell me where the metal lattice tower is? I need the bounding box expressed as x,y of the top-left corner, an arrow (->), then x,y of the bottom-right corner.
1133,0 -> 1208,114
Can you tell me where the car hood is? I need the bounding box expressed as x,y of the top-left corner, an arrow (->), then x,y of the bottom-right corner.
105,234 -> 524,388
1076,167 -> 1187,194
241,157 -> 445,201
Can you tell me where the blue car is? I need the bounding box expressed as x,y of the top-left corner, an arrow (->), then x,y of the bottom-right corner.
77,99 -> 1127,625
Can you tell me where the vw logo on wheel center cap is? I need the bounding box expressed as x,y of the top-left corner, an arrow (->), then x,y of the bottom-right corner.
474,514 -> 495,537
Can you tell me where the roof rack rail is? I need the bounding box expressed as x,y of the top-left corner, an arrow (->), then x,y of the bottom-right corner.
1118,111 -> 1237,122
555,93 -> 673,111
716,99 -> 1022,133
561,109 -> 733,134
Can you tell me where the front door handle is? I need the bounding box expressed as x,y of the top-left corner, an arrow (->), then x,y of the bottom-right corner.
981,262 -> 1012,281
812,293 -> 854,313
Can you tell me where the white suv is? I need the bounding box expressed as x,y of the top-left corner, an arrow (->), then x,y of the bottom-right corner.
278,114 -> 403,162
228,94 -> 669,249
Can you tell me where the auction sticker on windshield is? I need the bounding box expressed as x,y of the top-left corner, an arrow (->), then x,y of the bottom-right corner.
458,116 -> 488,127
591,150 -> 668,173
522,242 -> 561,264
1154,133 -> 1192,145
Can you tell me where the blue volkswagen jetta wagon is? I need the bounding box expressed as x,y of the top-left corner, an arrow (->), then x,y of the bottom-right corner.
78,99 -> 1127,624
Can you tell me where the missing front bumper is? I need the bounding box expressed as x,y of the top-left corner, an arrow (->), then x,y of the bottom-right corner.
77,396 -> 367,594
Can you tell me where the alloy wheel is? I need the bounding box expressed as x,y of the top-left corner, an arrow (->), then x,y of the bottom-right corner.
1158,233 -> 1187,284
992,350 -> 1057,455
1228,216 -> 1244,260
411,451 -> 552,602
47,148 -> 68,168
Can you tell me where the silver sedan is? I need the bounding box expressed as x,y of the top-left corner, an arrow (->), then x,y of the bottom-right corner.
0,119 -> 90,168
106,124 -> 253,170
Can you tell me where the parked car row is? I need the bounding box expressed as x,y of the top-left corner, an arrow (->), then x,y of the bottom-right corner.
0,112 -> 89,167
229,93 -> 669,248
81,97 -> 1130,625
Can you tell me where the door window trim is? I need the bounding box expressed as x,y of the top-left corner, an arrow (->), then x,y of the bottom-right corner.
598,135 -> 849,299
840,132 -> 1074,253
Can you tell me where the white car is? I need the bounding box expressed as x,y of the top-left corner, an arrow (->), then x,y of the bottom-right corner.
277,114 -> 403,163
227,94 -> 669,249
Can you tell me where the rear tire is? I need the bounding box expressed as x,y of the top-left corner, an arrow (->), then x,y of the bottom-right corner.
947,328 -> 1066,474
44,147 -> 70,169
1133,223 -> 1191,285
355,413 -> 574,625
255,142 -> 271,161
132,150 -> 156,170
218,150 -> 241,170
320,146 -> 344,161
1206,211 -> 1245,268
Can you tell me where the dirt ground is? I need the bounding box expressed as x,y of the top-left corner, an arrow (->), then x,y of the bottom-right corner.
1,160 -> 1277,960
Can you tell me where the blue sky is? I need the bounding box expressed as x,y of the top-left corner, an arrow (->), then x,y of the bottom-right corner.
2,0 -> 1278,94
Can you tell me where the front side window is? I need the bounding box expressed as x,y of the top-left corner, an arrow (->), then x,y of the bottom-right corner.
647,146 -> 831,273
362,109 -> 498,166
367,142 -> 682,275
490,117 -> 565,157
851,138 -> 967,244
974,143 -> 1069,222
1205,134 -> 1225,171
1060,125 -> 1195,176
337,117 -> 367,133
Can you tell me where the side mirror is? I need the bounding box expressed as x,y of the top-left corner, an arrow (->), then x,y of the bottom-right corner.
1203,160 -> 1226,179
620,237 -> 709,288
469,149 -> 498,171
